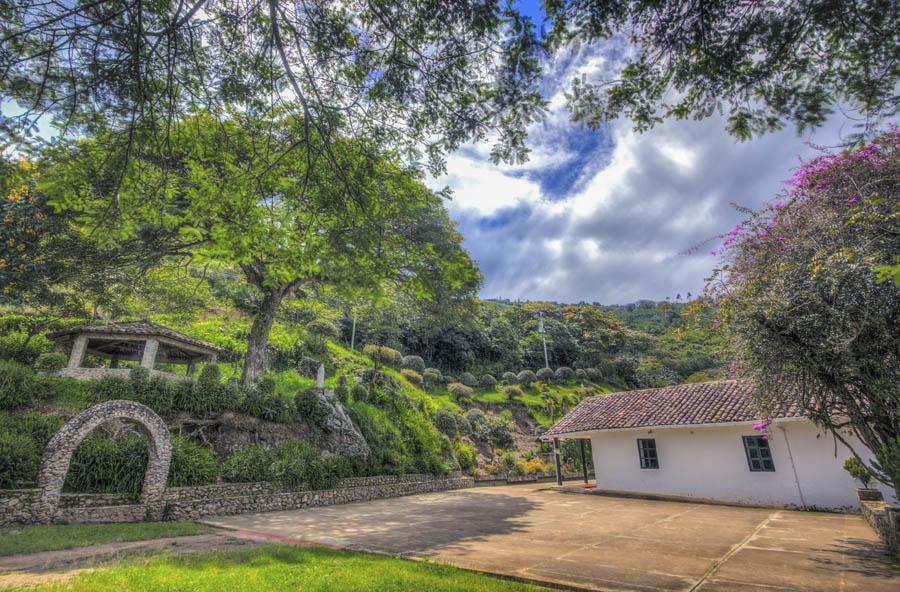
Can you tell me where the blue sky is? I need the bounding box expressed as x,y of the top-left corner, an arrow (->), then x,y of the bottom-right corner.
427,17 -> 874,305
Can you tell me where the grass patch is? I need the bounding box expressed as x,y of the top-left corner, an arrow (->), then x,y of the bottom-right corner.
29,544 -> 548,591
0,522 -> 209,557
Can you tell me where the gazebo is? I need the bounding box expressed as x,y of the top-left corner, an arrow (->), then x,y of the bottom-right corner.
49,320 -> 224,382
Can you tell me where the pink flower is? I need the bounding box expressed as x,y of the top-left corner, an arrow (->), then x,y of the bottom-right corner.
845,195 -> 858,205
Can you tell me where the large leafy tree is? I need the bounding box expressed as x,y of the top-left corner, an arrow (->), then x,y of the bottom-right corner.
39,111 -> 481,383
710,129 -> 900,494
1,0 -> 544,171
545,0 -> 900,140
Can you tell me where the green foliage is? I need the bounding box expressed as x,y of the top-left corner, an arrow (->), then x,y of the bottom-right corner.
422,368 -> 443,387
554,367 -> 575,382
458,372 -> 478,388
307,319 -> 339,339
65,435 -> 149,497
0,331 -> 53,365
503,385 -> 523,401
295,388 -> 329,429
350,383 -> 369,403
400,355 -> 425,373
0,359 -> 57,409
168,436 -> 220,487
270,439 -> 340,490
222,445 -> 275,483
364,345 -> 402,369
400,368 -> 423,386
34,352 -> 67,372
535,368 -> 554,382
447,382 -> 473,401
480,374 -> 497,389
874,438 -> 900,493
501,372 -> 517,384
434,410 -> 469,439
0,429 -> 40,488
843,457 -> 872,488
454,440 -> 477,473
516,370 -> 536,388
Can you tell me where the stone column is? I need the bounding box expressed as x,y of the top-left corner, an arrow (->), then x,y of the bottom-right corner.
140,338 -> 159,369
186,359 -> 196,378
67,335 -> 88,369
553,437 -> 563,486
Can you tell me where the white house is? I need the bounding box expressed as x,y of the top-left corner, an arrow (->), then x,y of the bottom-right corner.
546,380 -> 896,510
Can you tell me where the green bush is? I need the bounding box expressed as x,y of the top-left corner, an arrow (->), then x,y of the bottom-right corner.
400,368 -> 423,386
454,440 -> 477,473
0,359 -> 56,409
65,435 -> 149,497
434,409 -> 462,437
501,371 -> 517,384
516,370 -> 536,387
295,387 -> 329,428
400,355 -> 425,373
306,319 -> 339,339
575,368 -> 587,380
0,412 -> 64,448
502,385 -> 523,401
242,385 -> 296,423
222,445 -> 274,483
447,382 -> 473,401
843,456 -> 872,488
91,375 -> 135,403
465,408 -> 486,431
269,439 -> 338,489
480,374 -> 497,389
458,372 -> 478,388
874,437 -> 900,494
0,429 -> 40,488
422,368 -> 442,387
350,383 -> 369,403
554,366 -> 575,382
334,383 -> 350,404
34,352 -> 67,372
586,367 -> 603,382
363,344 -> 401,369
0,331 -> 53,365
168,436 -> 220,486
536,368 -> 554,382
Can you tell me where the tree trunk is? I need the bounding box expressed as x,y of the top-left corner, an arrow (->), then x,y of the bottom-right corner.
241,288 -> 284,385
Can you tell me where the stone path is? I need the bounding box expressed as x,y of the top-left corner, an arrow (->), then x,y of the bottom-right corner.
205,483 -> 900,592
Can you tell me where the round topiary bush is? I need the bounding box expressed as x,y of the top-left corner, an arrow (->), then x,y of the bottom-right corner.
447,382 -> 474,400
400,368 -> 423,386
536,367 -> 554,382
434,409 -> 461,437
295,387 -> 329,428
400,355 -> 426,373
422,368 -> 442,386
222,445 -> 274,483
501,371 -> 517,385
575,368 -> 587,380
503,385 -> 523,401
480,374 -> 498,390
34,352 -> 67,372
362,344 -> 402,368
516,370 -> 537,387
554,366 -> 575,382
458,372 -> 478,388
306,318 -> 339,339
586,368 -> 603,381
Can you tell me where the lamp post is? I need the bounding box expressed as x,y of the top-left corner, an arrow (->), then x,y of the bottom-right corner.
538,311 -> 549,370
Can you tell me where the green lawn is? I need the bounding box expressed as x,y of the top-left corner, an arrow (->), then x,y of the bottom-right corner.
0,522 -> 209,557
29,544 -> 548,591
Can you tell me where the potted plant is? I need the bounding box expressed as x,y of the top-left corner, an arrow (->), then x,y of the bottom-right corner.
843,457 -> 883,501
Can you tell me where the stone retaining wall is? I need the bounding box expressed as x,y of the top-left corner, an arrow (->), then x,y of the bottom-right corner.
0,474 -> 473,526
860,500 -> 899,555
474,472 -> 591,487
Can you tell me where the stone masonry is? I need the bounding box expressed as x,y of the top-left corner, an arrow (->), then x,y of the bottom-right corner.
34,400 -> 173,524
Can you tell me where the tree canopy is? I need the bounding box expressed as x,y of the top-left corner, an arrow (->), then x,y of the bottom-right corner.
546,0 -> 900,140
711,128 -> 900,494
37,110 -> 480,382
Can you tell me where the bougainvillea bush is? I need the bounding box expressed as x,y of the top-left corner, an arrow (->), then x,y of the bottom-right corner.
710,129 -> 900,495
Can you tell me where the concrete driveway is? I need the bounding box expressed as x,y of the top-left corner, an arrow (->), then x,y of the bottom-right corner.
204,484 -> 898,592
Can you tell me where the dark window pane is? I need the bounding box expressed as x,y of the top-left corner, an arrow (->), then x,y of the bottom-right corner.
637,438 -> 659,469
743,436 -> 775,472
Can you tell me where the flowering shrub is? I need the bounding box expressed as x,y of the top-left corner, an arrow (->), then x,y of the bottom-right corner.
710,128 -> 900,495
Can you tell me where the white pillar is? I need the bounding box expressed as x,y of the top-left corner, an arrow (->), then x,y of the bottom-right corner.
141,338 -> 159,369
67,335 -> 88,369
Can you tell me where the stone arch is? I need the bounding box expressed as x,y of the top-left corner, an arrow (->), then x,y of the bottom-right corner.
36,400 -> 172,523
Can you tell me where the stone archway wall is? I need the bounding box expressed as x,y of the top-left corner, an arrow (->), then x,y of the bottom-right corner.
36,400 -> 172,523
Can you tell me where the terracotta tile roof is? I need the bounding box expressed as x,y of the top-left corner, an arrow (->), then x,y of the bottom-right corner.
49,320 -> 225,353
545,380 -> 805,437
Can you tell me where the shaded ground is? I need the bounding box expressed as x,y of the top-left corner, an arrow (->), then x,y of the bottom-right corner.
205,484 -> 899,592
0,533 -> 260,589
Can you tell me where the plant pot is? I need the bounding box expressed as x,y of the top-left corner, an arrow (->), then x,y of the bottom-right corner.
856,488 -> 884,502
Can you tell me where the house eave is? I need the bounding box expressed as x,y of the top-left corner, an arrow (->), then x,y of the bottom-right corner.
545,415 -> 810,441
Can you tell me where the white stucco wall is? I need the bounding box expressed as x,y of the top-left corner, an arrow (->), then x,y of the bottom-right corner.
586,419 -> 896,510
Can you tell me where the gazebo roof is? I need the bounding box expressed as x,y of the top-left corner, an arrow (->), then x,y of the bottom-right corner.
50,320 -> 225,354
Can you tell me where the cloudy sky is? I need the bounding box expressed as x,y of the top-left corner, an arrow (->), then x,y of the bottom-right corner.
428,31 -> 865,305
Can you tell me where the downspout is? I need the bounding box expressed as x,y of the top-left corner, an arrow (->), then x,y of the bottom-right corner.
778,425 -> 807,510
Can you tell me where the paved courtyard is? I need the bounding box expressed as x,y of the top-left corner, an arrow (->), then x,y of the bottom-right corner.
205,484 -> 898,592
